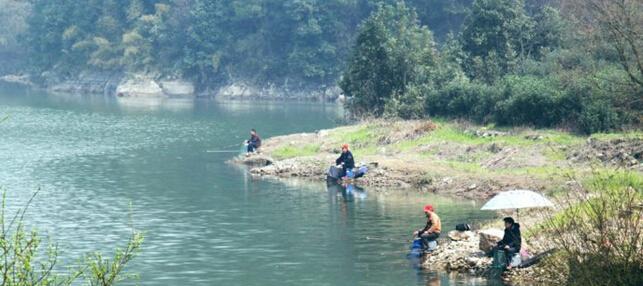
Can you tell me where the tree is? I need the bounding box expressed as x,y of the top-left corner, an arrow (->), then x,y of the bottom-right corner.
561,0 -> 642,88
340,8 -> 392,117
341,2 -> 448,118
460,0 -> 534,82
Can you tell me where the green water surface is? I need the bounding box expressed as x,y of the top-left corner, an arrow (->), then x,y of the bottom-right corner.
0,84 -> 497,285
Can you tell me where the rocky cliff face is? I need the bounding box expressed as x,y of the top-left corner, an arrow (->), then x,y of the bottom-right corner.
215,82 -> 341,102
43,72 -> 196,98
3,70 -> 341,101
116,78 -> 164,97
47,71 -> 123,96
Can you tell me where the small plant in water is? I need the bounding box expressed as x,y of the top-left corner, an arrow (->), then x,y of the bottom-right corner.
0,190 -> 143,286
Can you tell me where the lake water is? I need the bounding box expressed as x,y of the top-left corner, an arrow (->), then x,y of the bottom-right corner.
0,84 -> 497,285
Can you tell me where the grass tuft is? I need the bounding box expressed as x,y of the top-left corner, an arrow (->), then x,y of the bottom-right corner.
272,144 -> 321,160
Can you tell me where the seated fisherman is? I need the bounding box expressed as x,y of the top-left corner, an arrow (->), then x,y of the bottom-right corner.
335,143 -> 355,178
246,129 -> 261,154
413,204 -> 442,251
494,217 -> 522,269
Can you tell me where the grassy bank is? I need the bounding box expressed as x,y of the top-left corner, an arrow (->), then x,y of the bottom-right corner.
248,119 -> 641,199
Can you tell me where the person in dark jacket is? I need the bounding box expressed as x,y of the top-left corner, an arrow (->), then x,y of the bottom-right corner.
335,143 -> 355,178
246,129 -> 261,154
495,217 -> 521,268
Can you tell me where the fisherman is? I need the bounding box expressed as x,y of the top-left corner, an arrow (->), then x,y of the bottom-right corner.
335,143 -> 355,179
246,129 -> 261,154
413,204 -> 442,251
494,217 -> 522,269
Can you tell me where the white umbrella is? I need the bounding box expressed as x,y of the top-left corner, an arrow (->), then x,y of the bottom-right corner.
481,189 -> 554,219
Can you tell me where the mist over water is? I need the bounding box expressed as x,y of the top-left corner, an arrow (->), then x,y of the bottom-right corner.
0,84 -> 496,285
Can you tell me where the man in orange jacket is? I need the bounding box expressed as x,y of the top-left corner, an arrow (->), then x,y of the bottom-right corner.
413,204 -> 442,250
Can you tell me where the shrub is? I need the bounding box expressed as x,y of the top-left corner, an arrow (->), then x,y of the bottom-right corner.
384,85 -> 427,119
425,78 -> 499,122
539,171 -> 643,285
494,75 -> 566,127
0,191 -> 143,285
577,99 -> 621,134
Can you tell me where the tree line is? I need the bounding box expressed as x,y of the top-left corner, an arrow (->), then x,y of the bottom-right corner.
341,0 -> 641,133
13,0 -> 477,90
3,0 -> 641,132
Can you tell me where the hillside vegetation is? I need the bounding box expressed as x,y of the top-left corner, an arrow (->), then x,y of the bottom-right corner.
340,1 -> 641,133
1,0 -> 640,132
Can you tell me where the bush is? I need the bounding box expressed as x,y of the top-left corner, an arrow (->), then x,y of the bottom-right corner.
0,191 -> 143,286
577,100 -> 621,134
384,84 -> 427,119
539,171 -> 643,285
493,75 -> 567,127
425,78 -> 498,122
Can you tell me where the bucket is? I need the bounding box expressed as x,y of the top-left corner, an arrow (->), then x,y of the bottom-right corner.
510,253 -> 522,267
490,250 -> 507,278
426,240 -> 438,251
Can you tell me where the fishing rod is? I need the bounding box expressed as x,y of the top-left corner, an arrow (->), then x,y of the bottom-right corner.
206,141 -> 247,153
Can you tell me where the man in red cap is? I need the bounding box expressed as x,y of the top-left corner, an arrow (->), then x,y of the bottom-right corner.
335,143 -> 355,179
413,204 -> 442,251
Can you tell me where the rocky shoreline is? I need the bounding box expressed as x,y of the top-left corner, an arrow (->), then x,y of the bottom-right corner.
0,71 -> 342,101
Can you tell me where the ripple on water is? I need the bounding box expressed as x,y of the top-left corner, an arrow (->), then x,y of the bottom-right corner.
0,92 -> 497,286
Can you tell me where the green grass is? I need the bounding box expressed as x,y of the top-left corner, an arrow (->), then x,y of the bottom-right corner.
329,120 -> 594,157
392,122 -> 587,153
526,170 -> 643,238
584,169 -> 643,195
272,144 -> 321,160
352,145 -> 379,157
329,125 -> 378,147
438,160 -> 490,175
543,148 -> 567,161
590,130 -> 643,141
498,165 -> 572,177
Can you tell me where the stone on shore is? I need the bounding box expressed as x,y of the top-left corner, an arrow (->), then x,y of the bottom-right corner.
478,228 -> 504,254
239,155 -> 273,167
217,83 -> 258,98
116,78 -> 164,97
0,74 -> 33,86
423,231 -> 492,275
159,80 -> 195,97
448,230 -> 474,241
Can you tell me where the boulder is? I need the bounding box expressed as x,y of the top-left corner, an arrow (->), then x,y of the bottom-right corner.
479,228 -> 504,254
159,80 -> 195,97
116,78 -> 164,97
217,83 -> 258,98
241,155 -> 273,167
0,74 -> 33,86
448,230 -> 474,241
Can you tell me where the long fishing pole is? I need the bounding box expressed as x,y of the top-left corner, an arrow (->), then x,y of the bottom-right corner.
206,141 -> 247,153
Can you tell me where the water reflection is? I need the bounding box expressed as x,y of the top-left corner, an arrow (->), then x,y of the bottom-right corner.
326,181 -> 367,202
115,97 -> 195,112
